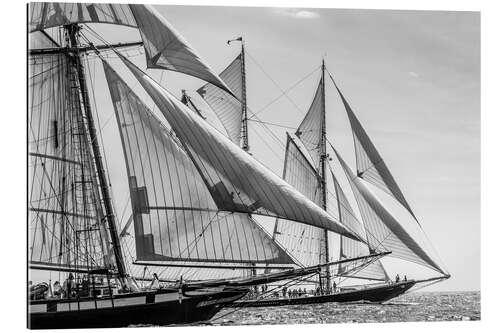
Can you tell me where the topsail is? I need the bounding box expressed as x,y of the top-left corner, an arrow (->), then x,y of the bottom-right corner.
28,3 -> 233,95
115,53 -> 364,242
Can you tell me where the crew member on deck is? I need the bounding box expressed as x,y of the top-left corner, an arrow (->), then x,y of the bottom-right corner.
395,274 -> 400,283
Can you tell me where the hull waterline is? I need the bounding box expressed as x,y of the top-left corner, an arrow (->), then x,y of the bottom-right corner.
229,280 -> 416,308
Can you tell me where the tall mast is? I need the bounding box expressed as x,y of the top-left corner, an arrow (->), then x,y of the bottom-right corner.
240,39 -> 249,151
319,59 -> 331,291
65,24 -> 127,283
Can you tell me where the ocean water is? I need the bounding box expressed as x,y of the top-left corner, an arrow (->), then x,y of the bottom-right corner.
210,291 -> 480,325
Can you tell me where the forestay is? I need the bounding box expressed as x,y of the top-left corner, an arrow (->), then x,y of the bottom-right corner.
333,148 -> 445,274
295,77 -> 324,168
103,60 -> 293,265
332,172 -> 388,281
332,83 -> 418,222
117,53 -> 363,242
197,54 -> 243,145
273,135 -> 324,267
28,3 -> 232,95
28,49 -> 110,271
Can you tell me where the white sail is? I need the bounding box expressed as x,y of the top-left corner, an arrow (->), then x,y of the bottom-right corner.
333,82 -> 418,221
295,77 -> 324,167
103,60 -> 293,265
273,134 -> 324,266
197,54 -> 243,144
332,172 -> 388,281
333,148 -> 445,274
115,53 -> 364,242
29,3 -> 233,95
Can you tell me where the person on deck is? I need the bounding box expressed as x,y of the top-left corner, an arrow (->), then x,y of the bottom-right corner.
404,275 -> 407,282
63,273 -> 76,298
53,281 -> 62,298
395,274 -> 400,283
282,286 -> 287,298
333,281 -> 337,293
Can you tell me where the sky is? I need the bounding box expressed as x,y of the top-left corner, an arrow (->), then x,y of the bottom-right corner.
29,5 -> 480,292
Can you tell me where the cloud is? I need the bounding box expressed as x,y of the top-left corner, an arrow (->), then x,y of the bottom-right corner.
274,8 -> 320,19
408,71 -> 419,78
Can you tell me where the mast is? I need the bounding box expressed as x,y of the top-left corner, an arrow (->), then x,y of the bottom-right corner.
65,24 -> 127,283
319,59 -> 331,291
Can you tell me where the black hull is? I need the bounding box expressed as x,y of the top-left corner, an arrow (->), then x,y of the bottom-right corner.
230,280 -> 416,308
29,288 -> 247,329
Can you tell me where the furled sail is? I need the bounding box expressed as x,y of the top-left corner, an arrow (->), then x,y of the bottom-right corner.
295,77 -> 324,168
103,60 -> 293,265
197,54 -> 243,144
28,3 -> 232,95
273,134 -> 324,266
116,53 -> 363,242
332,82 -> 418,221
29,51 -> 110,271
332,172 -> 388,281
333,148 -> 445,274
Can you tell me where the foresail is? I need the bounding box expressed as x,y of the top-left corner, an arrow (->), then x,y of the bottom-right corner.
333,148 -> 445,274
295,77 -> 324,167
103,60 -> 292,265
273,135 -> 324,266
197,54 -> 243,144
29,3 -> 233,95
332,172 -> 388,281
29,52 -> 110,271
117,54 -> 363,242
333,84 -> 418,221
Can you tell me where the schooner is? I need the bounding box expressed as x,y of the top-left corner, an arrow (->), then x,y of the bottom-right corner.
28,2 -> 380,328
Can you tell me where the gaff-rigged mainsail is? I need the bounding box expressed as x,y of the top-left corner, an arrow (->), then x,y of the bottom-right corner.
103,60 -> 293,265
333,147 -> 446,275
331,80 -> 418,222
28,3 -> 233,95
197,54 -> 243,145
28,38 -> 110,272
115,53 -> 364,242
273,134 -> 324,267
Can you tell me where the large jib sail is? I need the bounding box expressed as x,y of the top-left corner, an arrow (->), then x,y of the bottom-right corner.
332,147 -> 446,275
28,39 -> 110,272
332,81 -> 418,222
28,3 -> 233,95
115,53 -> 364,242
273,134 -> 324,266
103,60 -> 293,265
331,171 -> 388,281
197,54 -> 243,145
295,77 -> 324,168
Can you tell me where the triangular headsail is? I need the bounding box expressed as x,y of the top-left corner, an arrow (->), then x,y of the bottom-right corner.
28,3 -> 233,95
331,171 -> 388,281
331,79 -> 418,222
103,60 -> 293,265
197,54 -> 243,144
332,146 -> 445,275
295,77 -> 324,168
115,53 -> 364,242
273,134 -> 324,266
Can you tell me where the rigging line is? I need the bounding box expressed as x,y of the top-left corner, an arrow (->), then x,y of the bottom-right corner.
245,50 -> 319,118
247,119 -> 296,130
248,64 -> 321,119
210,271 -> 318,322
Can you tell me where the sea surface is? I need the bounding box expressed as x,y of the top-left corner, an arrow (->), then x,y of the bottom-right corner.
209,291 -> 480,326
